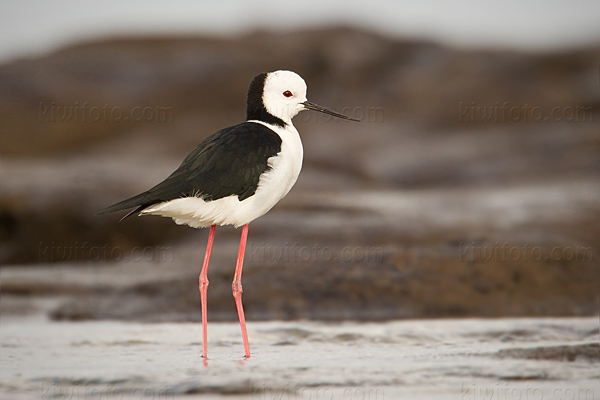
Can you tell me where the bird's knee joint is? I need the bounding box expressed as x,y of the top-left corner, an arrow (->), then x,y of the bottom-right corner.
232,280 -> 243,295
199,276 -> 209,290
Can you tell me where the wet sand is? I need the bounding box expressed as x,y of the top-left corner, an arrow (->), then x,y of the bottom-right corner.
1,316 -> 598,399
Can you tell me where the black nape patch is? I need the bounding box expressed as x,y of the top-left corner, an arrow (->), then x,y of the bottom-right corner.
246,72 -> 286,127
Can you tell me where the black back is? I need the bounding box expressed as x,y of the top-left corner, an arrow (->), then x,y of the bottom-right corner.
99,122 -> 282,218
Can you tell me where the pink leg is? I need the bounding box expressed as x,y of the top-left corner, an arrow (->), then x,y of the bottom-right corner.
232,224 -> 251,358
199,224 -> 216,359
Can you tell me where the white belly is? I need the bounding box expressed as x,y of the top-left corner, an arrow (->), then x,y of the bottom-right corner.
142,121 -> 303,228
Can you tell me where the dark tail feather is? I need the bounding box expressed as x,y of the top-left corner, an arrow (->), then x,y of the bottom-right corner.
97,193 -> 150,220
117,206 -> 145,221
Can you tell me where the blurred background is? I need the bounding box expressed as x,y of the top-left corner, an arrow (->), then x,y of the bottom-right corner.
1,0 -> 599,324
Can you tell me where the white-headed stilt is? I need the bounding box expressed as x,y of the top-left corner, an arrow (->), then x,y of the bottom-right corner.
99,70 -> 359,359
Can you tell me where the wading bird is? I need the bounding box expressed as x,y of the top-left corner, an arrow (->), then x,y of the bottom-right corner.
99,70 -> 359,359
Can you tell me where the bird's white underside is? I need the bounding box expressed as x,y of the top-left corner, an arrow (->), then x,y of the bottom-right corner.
141,120 -> 303,228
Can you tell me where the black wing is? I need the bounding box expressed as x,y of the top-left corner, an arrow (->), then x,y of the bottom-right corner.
98,122 -> 282,219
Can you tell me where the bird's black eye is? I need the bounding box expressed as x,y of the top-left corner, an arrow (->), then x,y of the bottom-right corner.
283,90 -> 293,98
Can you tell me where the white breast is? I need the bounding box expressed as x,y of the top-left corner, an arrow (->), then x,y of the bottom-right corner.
142,121 -> 303,228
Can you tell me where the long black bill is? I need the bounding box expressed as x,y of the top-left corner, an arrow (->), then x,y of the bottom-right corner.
302,101 -> 360,122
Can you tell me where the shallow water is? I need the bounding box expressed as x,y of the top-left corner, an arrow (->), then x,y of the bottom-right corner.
1,317 -> 598,399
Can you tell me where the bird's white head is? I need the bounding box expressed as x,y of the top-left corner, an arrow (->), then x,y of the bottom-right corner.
246,70 -> 360,126
262,70 -> 308,124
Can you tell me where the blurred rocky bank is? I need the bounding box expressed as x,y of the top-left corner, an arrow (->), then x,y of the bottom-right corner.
1,28 -> 598,322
